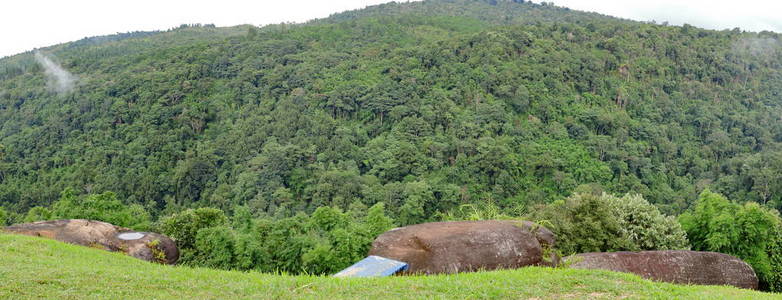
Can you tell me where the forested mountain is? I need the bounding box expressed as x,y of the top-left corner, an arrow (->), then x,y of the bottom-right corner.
1,0 -> 782,223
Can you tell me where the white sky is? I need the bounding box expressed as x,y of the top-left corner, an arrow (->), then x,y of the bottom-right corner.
553,0 -> 782,33
2,0 -> 781,58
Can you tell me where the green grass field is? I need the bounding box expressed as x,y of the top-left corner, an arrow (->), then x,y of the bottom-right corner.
0,234 -> 777,299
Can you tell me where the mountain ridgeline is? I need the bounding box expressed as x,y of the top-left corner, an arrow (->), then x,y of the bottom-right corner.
1,0 -> 782,223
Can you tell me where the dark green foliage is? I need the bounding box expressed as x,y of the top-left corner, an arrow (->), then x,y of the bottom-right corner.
2,0 -> 782,223
160,203 -> 394,274
50,188 -> 151,230
194,226 -> 236,269
0,207 -> 6,226
158,207 -> 227,263
679,190 -> 782,291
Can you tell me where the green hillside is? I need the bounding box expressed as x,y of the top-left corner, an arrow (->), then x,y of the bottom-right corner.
3,0 -> 782,292
0,234 -> 775,299
1,0 -> 781,218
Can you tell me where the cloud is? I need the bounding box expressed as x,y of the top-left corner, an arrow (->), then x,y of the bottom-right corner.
551,0 -> 782,33
34,51 -> 77,94
732,37 -> 781,58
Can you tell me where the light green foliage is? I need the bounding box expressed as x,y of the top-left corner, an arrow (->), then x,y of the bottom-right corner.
531,193 -> 632,255
0,207 -> 6,226
397,181 -> 435,226
158,207 -> 228,263
22,206 -> 52,223
531,192 -> 689,255
679,190 -> 782,291
365,202 -> 395,237
50,188 -> 151,230
603,193 -> 689,250
438,202 -> 524,221
266,203 -> 395,274
766,227 -> 782,292
230,205 -> 254,233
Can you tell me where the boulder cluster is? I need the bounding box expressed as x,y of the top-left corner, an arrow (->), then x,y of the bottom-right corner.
369,220 -> 758,290
3,218 -> 760,289
566,250 -> 758,290
369,220 -> 556,274
3,219 -> 179,264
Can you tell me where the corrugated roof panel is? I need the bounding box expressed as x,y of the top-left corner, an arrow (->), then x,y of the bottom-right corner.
333,255 -> 409,277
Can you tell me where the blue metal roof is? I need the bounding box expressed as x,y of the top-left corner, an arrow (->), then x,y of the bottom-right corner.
333,255 -> 409,277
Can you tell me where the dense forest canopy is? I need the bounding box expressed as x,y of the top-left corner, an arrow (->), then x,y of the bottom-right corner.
1,0 -> 782,224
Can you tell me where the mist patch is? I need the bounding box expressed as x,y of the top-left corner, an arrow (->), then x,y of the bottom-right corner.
34,51 -> 77,94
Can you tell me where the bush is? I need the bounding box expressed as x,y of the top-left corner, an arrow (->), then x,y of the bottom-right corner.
158,207 -> 228,260
0,207 -> 7,226
766,227 -> 782,292
530,193 -> 632,255
604,193 -> 689,250
437,202 -> 524,221
51,188 -> 151,230
23,206 -> 52,223
530,193 -> 689,255
679,190 -> 782,291
194,226 -> 236,269
233,233 -> 269,271
166,203 -> 395,274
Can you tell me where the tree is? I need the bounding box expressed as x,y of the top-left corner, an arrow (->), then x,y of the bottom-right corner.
679,190 -> 782,291
530,193 -> 634,254
0,207 -> 7,226
194,226 -> 236,269
23,206 -> 52,223
604,193 -> 689,250
158,207 -> 227,263
365,202 -> 394,237
51,188 -> 151,230
530,193 -> 689,255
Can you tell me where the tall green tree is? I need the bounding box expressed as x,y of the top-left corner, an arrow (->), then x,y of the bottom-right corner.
679,190 -> 782,291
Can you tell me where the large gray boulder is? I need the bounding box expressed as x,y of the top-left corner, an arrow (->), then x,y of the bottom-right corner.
368,220 -> 557,275
4,219 -> 179,264
566,251 -> 758,290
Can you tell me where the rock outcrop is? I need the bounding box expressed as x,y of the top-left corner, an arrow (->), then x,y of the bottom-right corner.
566,250 -> 758,290
503,220 -> 558,266
368,220 -> 556,274
3,219 -> 179,264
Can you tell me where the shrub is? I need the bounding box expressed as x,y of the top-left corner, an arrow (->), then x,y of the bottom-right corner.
766,227 -> 782,292
51,188 -> 151,230
23,206 -> 52,223
233,233 -> 269,271
366,202 -> 395,237
530,193 -> 632,255
530,192 -> 689,255
437,202 -> 524,221
160,203 -> 395,274
679,190 -> 782,291
0,207 -> 6,226
194,226 -> 236,269
158,207 -> 227,256
604,193 -> 689,250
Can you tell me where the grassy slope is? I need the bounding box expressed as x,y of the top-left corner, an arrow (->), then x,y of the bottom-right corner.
0,234 -> 776,299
